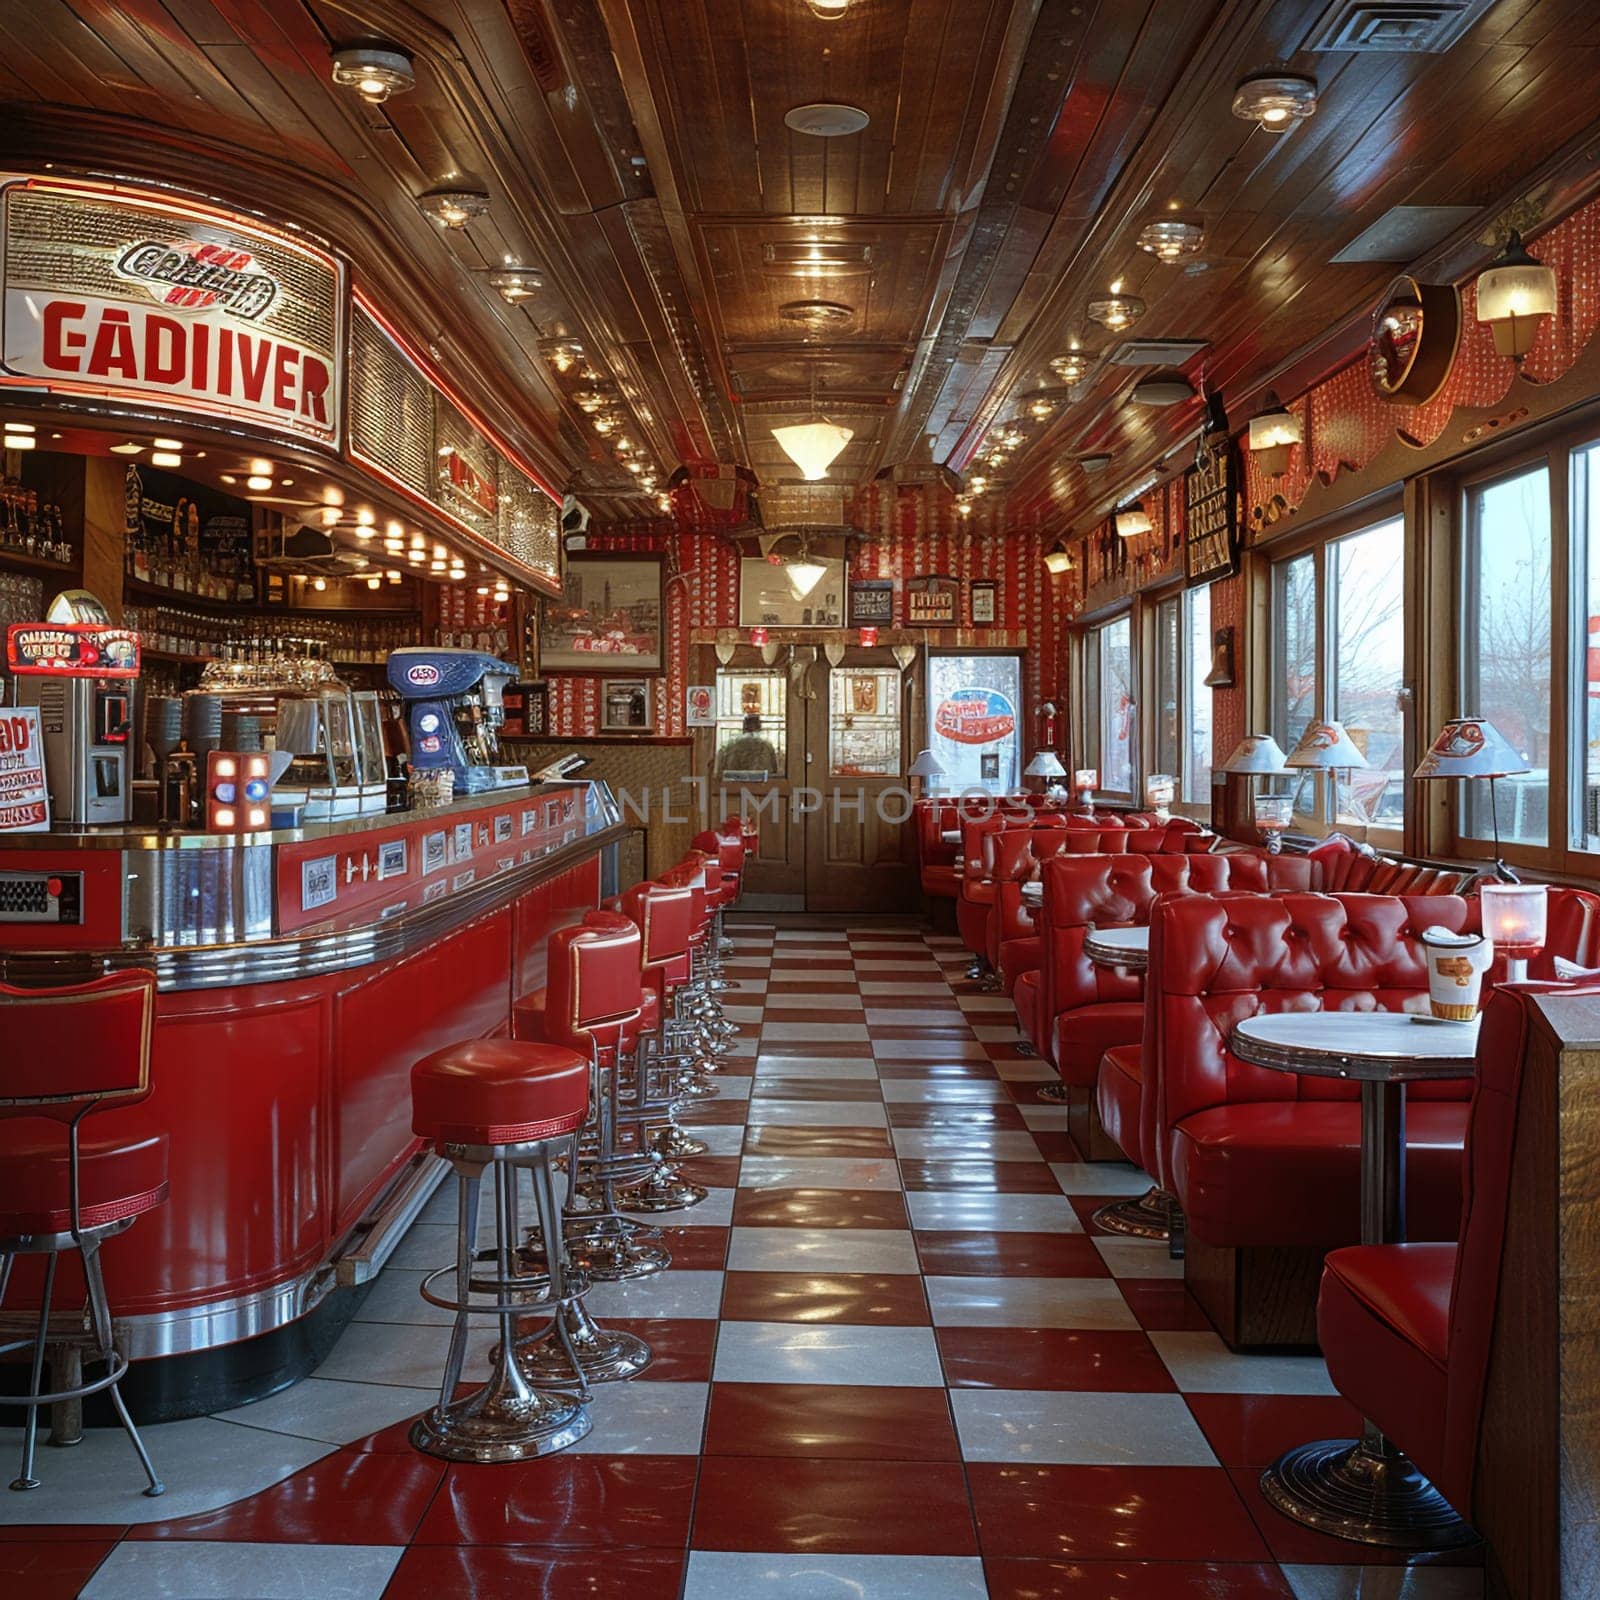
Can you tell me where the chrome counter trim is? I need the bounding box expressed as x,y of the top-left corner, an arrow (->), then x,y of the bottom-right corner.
336,1152 -> 450,1287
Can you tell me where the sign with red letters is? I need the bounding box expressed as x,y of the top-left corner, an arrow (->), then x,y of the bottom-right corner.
0,706 -> 49,832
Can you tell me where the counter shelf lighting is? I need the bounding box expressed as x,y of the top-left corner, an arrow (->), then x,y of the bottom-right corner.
206,751 -> 273,832
1480,881 -> 1548,983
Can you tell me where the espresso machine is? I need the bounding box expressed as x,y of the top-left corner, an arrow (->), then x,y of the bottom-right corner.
386,647 -> 529,793
5,593 -> 140,826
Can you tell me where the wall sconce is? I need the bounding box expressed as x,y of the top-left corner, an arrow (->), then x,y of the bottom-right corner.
1043,542 -> 1074,575
1247,392 -> 1301,476
1114,501 -> 1152,538
1475,230 -> 1556,364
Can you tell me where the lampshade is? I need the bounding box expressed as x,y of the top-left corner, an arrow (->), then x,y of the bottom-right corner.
1024,752 -> 1067,778
908,748 -> 946,778
1114,501 -> 1152,538
1247,392 -> 1300,476
1412,716 -> 1529,779
785,558 -> 829,599
1221,733 -> 1287,773
1475,231 -> 1556,360
1043,547 -> 1074,575
1285,720 -> 1369,769
772,420 -> 853,480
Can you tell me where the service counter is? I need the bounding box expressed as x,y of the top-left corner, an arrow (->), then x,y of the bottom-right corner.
0,778 -> 629,1419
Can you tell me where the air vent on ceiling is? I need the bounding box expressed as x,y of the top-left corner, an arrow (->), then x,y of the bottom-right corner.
779,299 -> 856,329
763,241 -> 873,273
760,484 -> 850,527
1306,1 -> 1495,54
1330,205 -> 1481,263
1107,339 -> 1209,367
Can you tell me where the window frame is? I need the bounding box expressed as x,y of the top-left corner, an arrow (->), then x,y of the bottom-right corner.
1145,583 -> 1212,820
1078,608 -> 1137,802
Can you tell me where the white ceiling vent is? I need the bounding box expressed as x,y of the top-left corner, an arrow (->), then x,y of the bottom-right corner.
1306,1 -> 1496,54
1106,339 -> 1209,367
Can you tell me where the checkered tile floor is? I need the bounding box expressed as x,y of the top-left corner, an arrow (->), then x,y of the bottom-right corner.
3,922 -> 1484,1598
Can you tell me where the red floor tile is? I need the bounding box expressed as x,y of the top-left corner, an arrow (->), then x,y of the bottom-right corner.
652,1225 -> 729,1271
692,1455 -> 978,1553
743,1124 -> 896,1158
1116,1280 -> 1216,1331
758,1040 -> 876,1059
968,1463 -> 1271,1562
731,1186 -> 911,1229
129,1448 -> 443,1544
598,1317 -> 718,1381
703,1382 -> 960,1460
415,1455 -> 696,1548
0,1539 -> 117,1600
749,1077 -> 886,1101
888,1102 -> 1030,1129
720,1270 -> 930,1324
900,1160 -> 1064,1193
936,1327 -> 1176,1392
382,1544 -> 685,1599
1028,1131 -> 1083,1163
914,1230 -> 1110,1278
1186,1393 -> 1365,1469
983,1557 -> 1296,1598
675,1154 -> 741,1187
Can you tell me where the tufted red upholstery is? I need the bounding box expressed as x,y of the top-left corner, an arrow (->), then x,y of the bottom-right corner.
1316,980 -> 1577,1514
1025,851 -> 1313,1073
411,1038 -> 589,1149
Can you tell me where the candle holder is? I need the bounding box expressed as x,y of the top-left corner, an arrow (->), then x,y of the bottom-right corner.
1073,768 -> 1098,816
1480,881 -> 1548,983
1145,773 -> 1176,824
1252,792 -> 1295,855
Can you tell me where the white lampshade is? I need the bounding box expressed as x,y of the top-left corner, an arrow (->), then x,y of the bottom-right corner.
1475,231 -> 1556,360
1221,734 -> 1287,773
1285,720 -> 1369,769
1025,752 -> 1067,778
772,421 -> 854,480
909,748 -> 946,779
1480,881 -> 1548,957
785,558 -> 829,599
1114,501 -> 1152,538
1412,716 -> 1529,780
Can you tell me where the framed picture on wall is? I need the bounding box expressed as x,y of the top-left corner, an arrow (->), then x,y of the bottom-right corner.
969,579 -> 997,626
600,678 -> 653,732
739,555 -> 846,628
685,684 -> 715,727
848,579 -> 895,627
540,553 -> 665,673
906,574 -> 959,626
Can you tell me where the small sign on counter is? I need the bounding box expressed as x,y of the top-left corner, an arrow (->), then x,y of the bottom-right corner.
0,707 -> 50,832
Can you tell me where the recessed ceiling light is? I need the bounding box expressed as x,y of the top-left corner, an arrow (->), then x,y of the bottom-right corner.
779,299 -> 856,328
220,473 -> 237,484
109,442 -> 145,455
1049,352 -> 1092,385
1231,74 -> 1317,132
804,0 -> 852,17
4,432 -> 37,450
248,458 -> 272,475
1137,218 -> 1206,262
1128,373 -> 1195,406
150,451 -> 182,468
246,475 -> 273,491
330,46 -> 415,104
153,437 -> 183,450
418,187 -> 490,228
1087,292 -> 1146,332
1077,453 -> 1113,473
784,102 -> 870,138
487,268 -> 542,304
3,422 -> 35,435
763,240 -> 872,272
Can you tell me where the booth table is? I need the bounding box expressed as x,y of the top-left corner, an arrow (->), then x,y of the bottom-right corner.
1230,1009 -> 1479,1550
1083,924 -> 1149,972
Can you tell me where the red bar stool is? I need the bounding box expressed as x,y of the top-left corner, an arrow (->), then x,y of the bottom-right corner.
408,1036 -> 592,1462
677,849 -> 739,1041
0,971 -> 166,1497
659,858 -> 734,1077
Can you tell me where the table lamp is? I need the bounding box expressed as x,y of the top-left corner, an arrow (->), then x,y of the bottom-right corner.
1073,768 -> 1099,815
1221,733 -> 1289,848
908,748 -> 946,797
1412,715 -> 1529,881
1145,773 -> 1176,823
1251,792 -> 1295,855
1285,720 -> 1369,822
1480,881 -> 1547,983
1025,750 -> 1068,802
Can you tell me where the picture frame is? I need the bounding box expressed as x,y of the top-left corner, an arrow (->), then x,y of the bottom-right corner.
685,684 -> 715,727
969,579 -> 997,626
540,552 -> 665,673
739,555 -> 846,628
848,579 -> 895,627
906,574 -> 959,626
600,677 -> 653,732
850,675 -> 879,715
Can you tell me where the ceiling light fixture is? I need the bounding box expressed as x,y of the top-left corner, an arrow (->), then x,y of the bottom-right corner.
330,46 -> 415,104
803,0 -> 852,17
1043,543 -> 1074,575
1049,352 -> 1091,385
109,441 -> 145,455
150,451 -> 182,468
4,431 -> 37,451
1247,392 -> 1301,475
1114,500 -> 1153,539
1137,217 -> 1206,262
784,550 -> 829,599
1078,453 -> 1113,473
487,267 -> 542,305
1231,73 -> 1318,132
152,437 -> 183,450
784,103 -> 870,138
1128,373 -> 1195,406
773,420 -> 854,479
541,338 -> 584,374
418,186 -> 490,228
1475,229 -> 1557,363
245,474 -> 273,491
1087,290 -> 1146,332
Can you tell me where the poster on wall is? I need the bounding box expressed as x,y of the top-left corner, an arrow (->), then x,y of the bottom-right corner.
1184,426 -> 1239,586
0,705 -> 50,831
685,684 -> 715,727
907,574 -> 959,626
926,654 -> 1022,795
540,554 -> 663,672
969,579 -> 997,626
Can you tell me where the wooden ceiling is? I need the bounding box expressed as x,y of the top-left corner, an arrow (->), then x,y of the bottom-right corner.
3,0 -> 1600,529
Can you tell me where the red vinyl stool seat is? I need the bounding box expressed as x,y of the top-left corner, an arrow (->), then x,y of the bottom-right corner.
410,1039 -> 589,1150
0,1128 -> 169,1237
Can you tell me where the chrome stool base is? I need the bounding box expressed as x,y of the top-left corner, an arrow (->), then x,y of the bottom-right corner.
1091,1186 -> 1178,1242
1035,1081 -> 1071,1103
409,1365 -> 591,1464
1261,1434 -> 1477,1551
512,1300 -> 653,1386
526,1220 -> 672,1282
617,1166 -> 708,1213
648,1125 -> 709,1159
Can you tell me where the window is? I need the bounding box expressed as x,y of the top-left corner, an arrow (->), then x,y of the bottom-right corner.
1152,587 -> 1212,810
828,666 -> 901,777
1084,615 -> 1134,796
1576,444 -> 1600,851
926,652 -> 1023,794
1462,464 -> 1552,848
1268,515 -> 1406,834
713,668 -> 787,779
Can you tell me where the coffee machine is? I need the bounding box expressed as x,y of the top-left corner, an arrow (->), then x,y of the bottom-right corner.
386,647 -> 529,793
5,593 -> 140,826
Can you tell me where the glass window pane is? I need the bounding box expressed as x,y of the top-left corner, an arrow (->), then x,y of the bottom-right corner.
1183,584 -> 1212,804
1330,519 -> 1405,827
714,669 -> 786,778
926,653 -> 1023,794
1097,615 -> 1134,794
1272,552 -> 1317,760
1575,443 -> 1600,851
1464,465 -> 1551,847
829,666 -> 901,777
1154,598 -> 1179,781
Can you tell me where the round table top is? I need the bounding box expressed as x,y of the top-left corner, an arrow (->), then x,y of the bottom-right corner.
1083,925 -> 1149,971
1230,1010 -> 1478,1084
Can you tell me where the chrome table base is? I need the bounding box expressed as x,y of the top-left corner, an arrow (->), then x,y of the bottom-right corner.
1091,1185 -> 1178,1241
1035,1081 -> 1070,1104
1261,1429 -> 1476,1551
409,1355 -> 591,1463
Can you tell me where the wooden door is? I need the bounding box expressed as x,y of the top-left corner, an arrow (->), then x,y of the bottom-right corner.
801,649 -> 917,914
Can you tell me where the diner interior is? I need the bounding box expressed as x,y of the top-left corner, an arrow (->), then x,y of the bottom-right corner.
1,0 -> 1599,1597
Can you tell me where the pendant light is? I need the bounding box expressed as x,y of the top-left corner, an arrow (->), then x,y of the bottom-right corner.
785,555 -> 829,599
1247,392 -> 1301,476
1114,500 -> 1152,538
1475,230 -> 1557,363
774,365 -> 854,480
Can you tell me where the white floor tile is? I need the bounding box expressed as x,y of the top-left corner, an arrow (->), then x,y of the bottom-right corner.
881,1079 -> 1008,1104
727,1226 -> 920,1274
567,1379 -> 709,1454
579,1268 -> 725,1320
949,1389 -> 1217,1465
1050,1161 -> 1153,1196
762,992 -> 871,1012
873,1038 -> 991,1061
705,1074 -> 752,1099
213,1377 -> 426,1447
1093,1237 -> 1184,1280
353,1267 -> 453,1326
673,1123 -> 747,1155
1019,1105 -> 1072,1129
892,1128 -> 1043,1161
713,1321 -> 943,1386
81,1542 -> 402,1599
313,1317 -> 496,1390
923,1275 -> 1137,1329
739,1155 -> 902,1190
1281,1568 -> 1484,1600
622,1185 -> 736,1227
754,1056 -> 880,1077
1151,1331 -> 1337,1395
745,1098 -> 889,1127
906,1191 -> 1083,1234
955,994 -> 1019,1012
760,1020 -> 871,1042
683,1553 -> 989,1600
